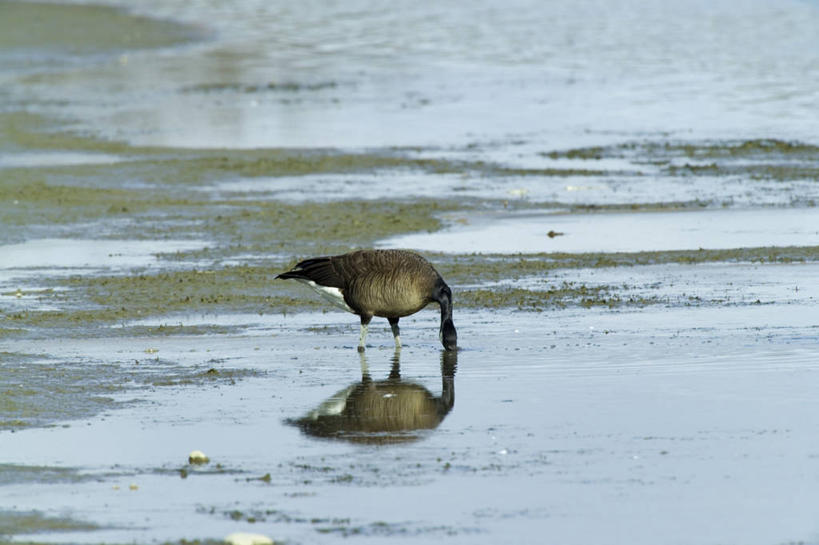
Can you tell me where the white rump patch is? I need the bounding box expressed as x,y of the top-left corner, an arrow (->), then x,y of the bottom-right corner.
306,387 -> 354,418
298,279 -> 355,313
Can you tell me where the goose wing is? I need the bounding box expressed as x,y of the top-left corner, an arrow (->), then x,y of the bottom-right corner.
276,256 -> 344,288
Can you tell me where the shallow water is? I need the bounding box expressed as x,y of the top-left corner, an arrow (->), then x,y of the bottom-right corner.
0,238 -> 208,271
507,261 -> 819,307
0,151 -> 124,169
0,239 -> 208,310
211,168 -> 819,208
5,0 -> 819,149
2,1 -> 819,544
3,303 -> 819,544
384,207 -> 819,254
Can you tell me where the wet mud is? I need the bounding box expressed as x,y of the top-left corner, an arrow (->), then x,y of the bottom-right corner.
2,1 -> 819,543
0,2 -> 199,53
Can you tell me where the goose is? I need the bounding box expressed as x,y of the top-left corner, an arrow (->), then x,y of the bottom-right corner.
276,249 -> 457,351
290,350 -> 457,444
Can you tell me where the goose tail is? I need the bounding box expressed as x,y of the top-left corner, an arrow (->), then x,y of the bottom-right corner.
276,257 -> 343,287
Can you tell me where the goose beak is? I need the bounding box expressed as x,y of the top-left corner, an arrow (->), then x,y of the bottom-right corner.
440,318 -> 457,351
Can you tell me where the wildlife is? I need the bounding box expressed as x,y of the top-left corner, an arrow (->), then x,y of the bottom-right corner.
276,249 -> 457,351
290,350 -> 458,444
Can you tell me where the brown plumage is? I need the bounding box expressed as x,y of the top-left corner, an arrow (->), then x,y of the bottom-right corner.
276,249 -> 457,351
290,350 -> 457,444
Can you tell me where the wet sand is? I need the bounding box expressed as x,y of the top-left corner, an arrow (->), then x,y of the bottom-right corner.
2,1 -> 819,544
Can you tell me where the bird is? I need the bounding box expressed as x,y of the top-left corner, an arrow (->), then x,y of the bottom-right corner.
276,249 -> 457,351
290,349 -> 457,444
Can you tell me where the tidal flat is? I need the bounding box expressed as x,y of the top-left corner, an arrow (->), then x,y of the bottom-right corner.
2,1 -> 819,544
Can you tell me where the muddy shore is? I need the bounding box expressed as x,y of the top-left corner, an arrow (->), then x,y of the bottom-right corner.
2,2 -> 819,544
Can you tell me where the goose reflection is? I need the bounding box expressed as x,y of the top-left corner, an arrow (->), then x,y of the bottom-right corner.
291,350 -> 457,444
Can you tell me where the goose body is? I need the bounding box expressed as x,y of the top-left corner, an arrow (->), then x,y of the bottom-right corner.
291,350 -> 457,444
276,249 -> 457,351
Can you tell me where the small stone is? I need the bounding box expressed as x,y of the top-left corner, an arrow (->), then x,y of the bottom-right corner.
224,532 -> 274,545
188,450 -> 210,464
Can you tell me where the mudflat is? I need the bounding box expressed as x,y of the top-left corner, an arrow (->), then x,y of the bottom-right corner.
1,1 -> 818,544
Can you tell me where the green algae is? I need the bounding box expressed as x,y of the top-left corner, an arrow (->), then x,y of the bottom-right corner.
0,352 -> 257,429
0,112 -> 474,178
665,162 -> 819,181
3,105 -> 819,381
0,173 -> 139,230
456,284 -> 656,311
0,510 -> 97,539
0,464 -> 91,486
0,152 -> 461,246
7,245 -> 816,336
0,1 -> 200,54
545,139 -> 819,181
183,80 -> 339,94
5,111 -> 816,263
670,139 -> 819,159
1,112 -> 473,247
205,504 -> 465,538
434,245 -> 819,286
0,358 -> 124,429
569,200 -> 711,212
143,366 -> 262,387
497,166 -> 613,177
0,112 -> 156,155
0,4 -> 816,541
198,198 -> 456,253
546,139 -> 819,161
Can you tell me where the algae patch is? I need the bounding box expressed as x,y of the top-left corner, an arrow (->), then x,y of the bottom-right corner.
0,510 -> 97,539
434,246 -> 819,285
182,80 -> 340,94
5,245 -> 819,335
0,358 -> 125,430
456,284 -> 651,311
545,139 -> 819,161
202,505 -> 470,539
142,365 -> 262,387
0,113 -> 470,247
0,464 -> 90,487
0,1 -> 200,54
544,139 -> 819,181
0,352 -> 260,429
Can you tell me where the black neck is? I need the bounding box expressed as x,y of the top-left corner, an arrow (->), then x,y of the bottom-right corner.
439,292 -> 452,323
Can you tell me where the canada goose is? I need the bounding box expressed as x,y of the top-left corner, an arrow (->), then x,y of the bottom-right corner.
290,350 -> 457,444
276,249 -> 457,351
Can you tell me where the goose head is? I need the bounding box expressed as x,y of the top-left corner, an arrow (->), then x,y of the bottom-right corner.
435,282 -> 457,351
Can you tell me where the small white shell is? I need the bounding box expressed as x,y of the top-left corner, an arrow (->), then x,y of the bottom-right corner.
224,532 -> 274,545
188,450 -> 210,464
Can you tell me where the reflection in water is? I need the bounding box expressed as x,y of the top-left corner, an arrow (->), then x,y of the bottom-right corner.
291,350 -> 457,444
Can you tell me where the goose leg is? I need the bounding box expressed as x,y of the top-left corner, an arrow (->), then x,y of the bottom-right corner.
359,350 -> 371,383
389,346 -> 401,380
388,317 -> 401,349
358,314 -> 372,352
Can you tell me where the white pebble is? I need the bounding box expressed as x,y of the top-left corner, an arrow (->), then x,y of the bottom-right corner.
224,532 -> 274,545
188,450 -> 210,464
